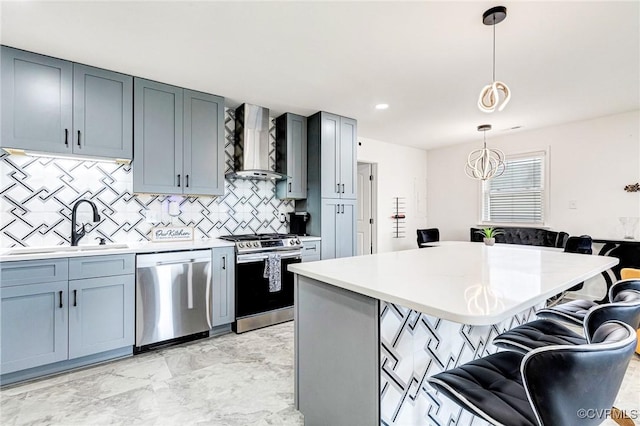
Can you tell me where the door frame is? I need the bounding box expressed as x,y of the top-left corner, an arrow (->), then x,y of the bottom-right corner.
357,161 -> 378,255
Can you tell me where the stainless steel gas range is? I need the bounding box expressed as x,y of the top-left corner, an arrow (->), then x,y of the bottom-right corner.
219,233 -> 302,333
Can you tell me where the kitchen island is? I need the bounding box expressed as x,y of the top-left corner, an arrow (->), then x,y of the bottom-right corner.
289,242 -> 618,426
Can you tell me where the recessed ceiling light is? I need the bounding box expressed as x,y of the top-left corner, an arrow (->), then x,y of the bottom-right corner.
375,103 -> 389,110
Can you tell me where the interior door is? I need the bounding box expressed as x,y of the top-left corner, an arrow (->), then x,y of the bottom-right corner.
357,163 -> 373,256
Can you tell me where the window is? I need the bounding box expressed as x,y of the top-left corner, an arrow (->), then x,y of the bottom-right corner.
482,151 -> 546,224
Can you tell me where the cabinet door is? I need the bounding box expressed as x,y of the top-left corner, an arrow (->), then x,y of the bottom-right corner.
1,46 -> 72,154
288,114 -> 307,199
68,275 -> 134,359
73,64 -> 133,160
212,247 -> 235,327
320,199 -> 340,260
320,113 -> 341,199
339,117 -> 357,200
336,199 -> 357,259
133,78 -> 183,194
183,89 -> 225,196
1,281 -> 68,374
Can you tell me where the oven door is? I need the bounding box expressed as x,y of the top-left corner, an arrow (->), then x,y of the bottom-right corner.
235,251 -> 301,319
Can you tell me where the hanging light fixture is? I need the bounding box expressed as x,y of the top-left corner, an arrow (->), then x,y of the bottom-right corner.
465,124 -> 506,180
478,6 -> 511,113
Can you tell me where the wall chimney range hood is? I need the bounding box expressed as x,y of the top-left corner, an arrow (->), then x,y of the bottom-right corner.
225,103 -> 285,180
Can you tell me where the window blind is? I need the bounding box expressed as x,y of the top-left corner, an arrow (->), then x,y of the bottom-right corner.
482,154 -> 545,224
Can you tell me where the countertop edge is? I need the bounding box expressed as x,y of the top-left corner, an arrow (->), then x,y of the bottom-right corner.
0,239 -> 237,262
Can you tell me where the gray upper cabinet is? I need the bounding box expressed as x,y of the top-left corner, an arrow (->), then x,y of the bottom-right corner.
73,64 -> 133,160
183,89 -> 225,196
1,46 -> 73,155
276,113 -> 307,200
211,247 -> 235,327
1,46 -> 133,160
309,112 -> 357,200
133,78 -> 183,194
133,79 -> 224,196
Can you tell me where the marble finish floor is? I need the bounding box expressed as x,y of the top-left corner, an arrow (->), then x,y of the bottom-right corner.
1,321 -> 639,425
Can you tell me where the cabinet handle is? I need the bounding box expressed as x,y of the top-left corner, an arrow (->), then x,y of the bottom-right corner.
288,182 -> 292,192
77,130 -> 81,147
177,174 -> 181,187
186,175 -> 189,188
341,204 -> 344,214
222,256 -> 226,270
64,129 -> 69,147
335,204 -> 339,214
73,290 -> 77,307
336,184 -> 340,194
341,184 -> 345,193
59,291 -> 63,308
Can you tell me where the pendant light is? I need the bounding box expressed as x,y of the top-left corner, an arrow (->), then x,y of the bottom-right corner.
478,6 -> 511,113
465,124 -> 506,180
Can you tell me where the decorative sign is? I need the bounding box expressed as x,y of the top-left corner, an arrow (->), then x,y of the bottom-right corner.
151,226 -> 194,242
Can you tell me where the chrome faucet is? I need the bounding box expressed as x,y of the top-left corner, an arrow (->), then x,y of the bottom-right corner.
71,199 -> 101,246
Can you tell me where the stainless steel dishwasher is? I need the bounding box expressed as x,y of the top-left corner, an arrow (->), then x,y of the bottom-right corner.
135,250 -> 212,351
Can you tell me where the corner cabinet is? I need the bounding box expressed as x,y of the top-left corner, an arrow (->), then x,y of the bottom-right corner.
1,46 -> 133,160
302,112 -> 357,260
1,255 -> 135,380
133,78 -> 225,197
276,113 -> 307,200
211,247 -> 235,327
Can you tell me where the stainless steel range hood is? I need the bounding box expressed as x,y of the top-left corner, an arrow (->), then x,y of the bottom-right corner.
225,103 -> 285,180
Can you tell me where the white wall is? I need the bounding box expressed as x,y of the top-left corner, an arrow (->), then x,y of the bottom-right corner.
358,137 -> 428,252
426,110 -> 640,298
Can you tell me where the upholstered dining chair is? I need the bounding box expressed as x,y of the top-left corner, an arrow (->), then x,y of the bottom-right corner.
564,235 -> 593,291
428,321 -> 637,426
416,228 -> 439,248
621,268 -> 640,354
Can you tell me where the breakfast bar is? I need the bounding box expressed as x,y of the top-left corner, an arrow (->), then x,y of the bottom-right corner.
289,243 -> 618,426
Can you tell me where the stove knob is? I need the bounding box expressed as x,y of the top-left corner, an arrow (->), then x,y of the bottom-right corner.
290,239 -> 295,245
254,241 -> 260,247
238,242 -> 244,248
295,238 -> 301,244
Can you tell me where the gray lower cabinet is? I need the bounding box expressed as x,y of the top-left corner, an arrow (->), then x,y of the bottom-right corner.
68,275 -> 135,359
133,78 -> 225,196
1,280 -> 69,374
0,255 -> 134,377
276,113 -> 307,200
301,240 -> 321,262
211,247 -> 235,327
1,46 -> 133,160
320,199 -> 356,259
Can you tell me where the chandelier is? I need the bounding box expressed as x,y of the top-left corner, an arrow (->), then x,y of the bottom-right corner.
478,6 -> 511,113
465,124 -> 506,180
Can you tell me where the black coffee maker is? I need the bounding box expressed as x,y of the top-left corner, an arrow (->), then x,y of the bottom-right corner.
289,212 -> 310,236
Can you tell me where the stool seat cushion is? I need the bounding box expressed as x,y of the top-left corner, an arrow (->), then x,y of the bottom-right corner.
428,351 -> 537,426
536,299 -> 597,326
493,320 -> 586,354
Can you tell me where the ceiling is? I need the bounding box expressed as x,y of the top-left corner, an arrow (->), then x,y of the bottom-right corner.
1,1 -> 638,150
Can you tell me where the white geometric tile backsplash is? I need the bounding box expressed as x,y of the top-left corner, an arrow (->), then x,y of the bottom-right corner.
0,108 -> 294,247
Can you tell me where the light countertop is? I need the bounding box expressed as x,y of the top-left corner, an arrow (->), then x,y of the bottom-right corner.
289,242 -> 618,326
0,239 -> 235,262
298,236 -> 321,242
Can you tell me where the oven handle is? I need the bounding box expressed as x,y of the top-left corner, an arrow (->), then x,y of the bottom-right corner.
237,251 -> 302,264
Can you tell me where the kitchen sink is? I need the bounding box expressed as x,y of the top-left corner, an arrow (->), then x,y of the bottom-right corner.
3,243 -> 129,256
